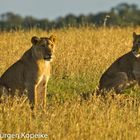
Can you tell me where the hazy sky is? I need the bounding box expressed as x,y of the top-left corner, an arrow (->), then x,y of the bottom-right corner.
0,0 -> 140,20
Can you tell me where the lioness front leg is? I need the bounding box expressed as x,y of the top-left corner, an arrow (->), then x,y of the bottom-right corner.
110,72 -> 137,93
35,84 -> 47,110
34,76 -> 48,110
27,82 -> 47,110
27,86 -> 36,109
99,72 -> 134,93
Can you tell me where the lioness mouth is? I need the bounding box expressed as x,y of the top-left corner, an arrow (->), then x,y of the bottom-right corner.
44,56 -> 52,61
132,51 -> 140,58
44,57 -> 51,61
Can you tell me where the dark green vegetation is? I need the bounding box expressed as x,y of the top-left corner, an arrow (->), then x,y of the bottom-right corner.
0,3 -> 140,31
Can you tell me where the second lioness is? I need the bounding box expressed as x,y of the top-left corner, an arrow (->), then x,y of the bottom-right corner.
0,35 -> 56,108
98,32 -> 140,93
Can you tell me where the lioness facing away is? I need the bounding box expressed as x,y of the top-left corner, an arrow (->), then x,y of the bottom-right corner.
0,35 -> 56,109
98,32 -> 140,94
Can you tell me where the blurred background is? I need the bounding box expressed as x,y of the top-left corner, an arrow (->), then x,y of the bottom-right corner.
0,0 -> 140,30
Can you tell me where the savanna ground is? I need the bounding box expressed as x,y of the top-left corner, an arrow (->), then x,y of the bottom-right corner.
0,27 -> 140,140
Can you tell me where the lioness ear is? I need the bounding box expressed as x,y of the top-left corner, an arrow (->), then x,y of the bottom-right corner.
31,36 -> 40,45
133,32 -> 137,39
49,35 -> 56,43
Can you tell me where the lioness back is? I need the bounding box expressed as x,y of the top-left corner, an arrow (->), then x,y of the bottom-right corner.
98,32 -> 140,94
0,49 -> 33,92
0,35 -> 56,109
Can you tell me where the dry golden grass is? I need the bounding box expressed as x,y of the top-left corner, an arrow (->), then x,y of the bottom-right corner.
0,27 -> 140,140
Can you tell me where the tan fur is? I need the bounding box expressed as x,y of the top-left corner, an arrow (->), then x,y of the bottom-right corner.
98,32 -> 140,94
0,35 -> 56,109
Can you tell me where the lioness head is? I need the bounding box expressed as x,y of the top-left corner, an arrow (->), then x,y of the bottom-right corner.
132,32 -> 140,58
31,35 -> 56,61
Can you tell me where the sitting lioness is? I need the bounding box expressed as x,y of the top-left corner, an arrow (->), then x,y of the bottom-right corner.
98,32 -> 140,94
0,35 -> 56,109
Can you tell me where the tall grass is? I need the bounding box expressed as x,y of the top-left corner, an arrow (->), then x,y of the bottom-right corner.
0,27 -> 140,140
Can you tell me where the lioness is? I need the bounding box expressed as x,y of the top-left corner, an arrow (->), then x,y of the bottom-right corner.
98,32 -> 140,94
0,35 -> 56,109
